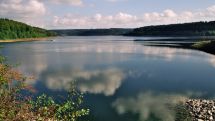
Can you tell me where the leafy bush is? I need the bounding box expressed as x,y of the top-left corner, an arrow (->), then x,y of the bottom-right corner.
30,88 -> 90,121
0,54 -> 89,121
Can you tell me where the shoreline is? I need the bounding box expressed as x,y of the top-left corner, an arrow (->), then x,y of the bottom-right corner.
137,40 -> 215,55
0,37 -> 55,43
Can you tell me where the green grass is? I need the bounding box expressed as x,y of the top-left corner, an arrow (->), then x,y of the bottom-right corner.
191,40 -> 212,49
191,40 -> 215,54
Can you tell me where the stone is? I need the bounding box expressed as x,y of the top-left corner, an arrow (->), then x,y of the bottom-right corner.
208,110 -> 212,115
185,99 -> 215,121
197,119 -> 204,121
209,116 -> 213,120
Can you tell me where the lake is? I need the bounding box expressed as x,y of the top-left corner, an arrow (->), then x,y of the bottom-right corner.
2,36 -> 215,121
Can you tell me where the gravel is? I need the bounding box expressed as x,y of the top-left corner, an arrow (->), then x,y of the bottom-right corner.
186,99 -> 215,121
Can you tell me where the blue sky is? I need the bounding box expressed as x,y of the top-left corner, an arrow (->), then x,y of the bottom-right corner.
1,0 -> 215,29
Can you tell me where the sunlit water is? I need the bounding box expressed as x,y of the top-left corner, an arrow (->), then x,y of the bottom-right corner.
2,36 -> 215,121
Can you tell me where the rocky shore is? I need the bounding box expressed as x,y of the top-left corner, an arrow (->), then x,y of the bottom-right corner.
186,99 -> 215,121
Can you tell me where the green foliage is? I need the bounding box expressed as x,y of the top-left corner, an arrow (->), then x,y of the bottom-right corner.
0,56 -> 5,64
0,53 -> 89,121
126,21 -> 215,36
0,18 -> 56,40
0,56 -> 29,121
30,86 -> 90,121
54,82 -> 90,121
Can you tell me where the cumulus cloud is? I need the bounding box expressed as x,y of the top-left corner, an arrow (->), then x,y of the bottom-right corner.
43,68 -> 125,96
0,0 -> 46,27
51,5 -> 215,28
1,0 -> 215,29
46,0 -> 83,6
52,12 -> 139,28
112,92 -> 190,121
0,0 -> 46,17
52,12 -> 140,28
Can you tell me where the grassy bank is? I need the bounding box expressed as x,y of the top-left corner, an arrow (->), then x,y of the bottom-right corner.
138,39 -> 215,55
191,40 -> 215,54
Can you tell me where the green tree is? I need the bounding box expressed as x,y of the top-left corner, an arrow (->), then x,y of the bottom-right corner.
0,18 -> 56,40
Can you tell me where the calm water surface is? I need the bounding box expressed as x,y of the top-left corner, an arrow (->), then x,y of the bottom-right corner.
2,36 -> 215,121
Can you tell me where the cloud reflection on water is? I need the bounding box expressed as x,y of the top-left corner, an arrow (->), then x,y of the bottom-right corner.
112,92 -> 196,121
43,68 -> 125,96
2,37 -> 215,121
40,41 -> 194,61
208,55 -> 215,67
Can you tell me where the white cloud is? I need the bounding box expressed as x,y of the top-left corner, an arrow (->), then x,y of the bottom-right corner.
1,0 -> 215,29
0,0 -> 46,17
0,0 -> 46,27
206,5 -> 215,14
51,5 -> 215,29
163,9 -> 177,18
0,0 -> 84,27
52,12 -> 141,28
46,0 -> 83,6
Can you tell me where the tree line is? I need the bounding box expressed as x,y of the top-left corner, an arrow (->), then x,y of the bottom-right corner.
126,21 -> 215,36
0,18 -> 56,40
51,28 -> 132,36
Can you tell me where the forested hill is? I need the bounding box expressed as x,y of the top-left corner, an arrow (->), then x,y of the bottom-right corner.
0,19 -> 56,40
51,28 -> 132,36
126,21 -> 215,36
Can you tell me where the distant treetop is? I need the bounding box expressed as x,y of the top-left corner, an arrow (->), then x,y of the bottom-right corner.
126,21 -> 215,36
0,18 -> 56,40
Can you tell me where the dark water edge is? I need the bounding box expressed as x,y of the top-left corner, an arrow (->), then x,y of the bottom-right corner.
135,39 -> 215,55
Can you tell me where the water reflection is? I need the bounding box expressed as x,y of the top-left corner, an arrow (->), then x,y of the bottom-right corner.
112,91 -> 202,121
41,68 -> 125,96
38,40 -> 194,61
208,55 -> 215,67
2,36 -> 215,121
3,44 -> 49,85
19,54 -> 48,79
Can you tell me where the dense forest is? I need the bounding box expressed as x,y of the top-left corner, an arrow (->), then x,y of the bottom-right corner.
51,28 -> 132,36
126,21 -> 215,36
0,19 -> 56,40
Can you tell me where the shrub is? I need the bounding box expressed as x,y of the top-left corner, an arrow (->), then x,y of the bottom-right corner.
0,55 -> 89,121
